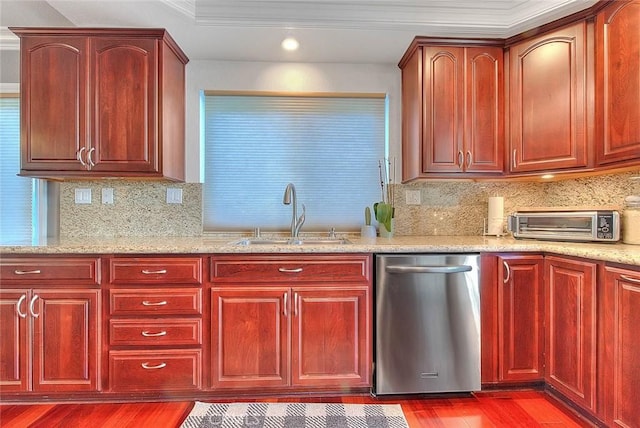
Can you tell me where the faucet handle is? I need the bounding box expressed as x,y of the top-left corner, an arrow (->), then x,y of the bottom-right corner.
294,204 -> 306,236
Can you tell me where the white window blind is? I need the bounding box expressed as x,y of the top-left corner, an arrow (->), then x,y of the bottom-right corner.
203,93 -> 386,232
0,96 -> 35,244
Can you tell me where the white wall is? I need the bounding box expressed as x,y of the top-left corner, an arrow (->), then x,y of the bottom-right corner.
185,60 -> 402,183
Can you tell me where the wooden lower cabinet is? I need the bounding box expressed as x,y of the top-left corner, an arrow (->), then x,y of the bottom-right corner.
211,285 -> 371,390
291,287 -> 369,387
209,254 -> 372,392
602,266 -> 640,427
210,287 -> 289,389
0,288 -> 101,393
544,256 -> 597,413
497,255 -> 545,382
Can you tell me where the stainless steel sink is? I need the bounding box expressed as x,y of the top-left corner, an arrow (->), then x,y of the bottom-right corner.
234,238 -> 351,246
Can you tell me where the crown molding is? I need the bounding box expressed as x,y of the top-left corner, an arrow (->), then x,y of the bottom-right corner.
0,28 -> 20,50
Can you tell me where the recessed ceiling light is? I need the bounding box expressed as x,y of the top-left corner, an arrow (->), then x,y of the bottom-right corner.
540,174 -> 555,179
281,37 -> 299,51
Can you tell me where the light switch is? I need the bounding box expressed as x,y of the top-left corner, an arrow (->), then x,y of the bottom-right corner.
102,188 -> 114,204
166,188 -> 183,204
74,188 -> 92,204
406,189 -> 421,205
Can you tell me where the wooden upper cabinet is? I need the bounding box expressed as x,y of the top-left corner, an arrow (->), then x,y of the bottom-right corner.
400,41 -> 504,180
508,22 -> 589,173
595,0 -> 640,167
465,47 -> 504,173
90,37 -> 158,173
19,36 -> 88,173
11,28 -> 188,181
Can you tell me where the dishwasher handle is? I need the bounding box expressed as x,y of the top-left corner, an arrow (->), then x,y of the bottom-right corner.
385,265 -> 473,274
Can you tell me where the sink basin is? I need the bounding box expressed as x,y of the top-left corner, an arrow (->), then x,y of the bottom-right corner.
234,238 -> 352,246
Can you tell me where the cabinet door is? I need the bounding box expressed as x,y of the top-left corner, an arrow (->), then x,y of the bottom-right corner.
90,37 -> 158,173
31,289 -> 100,392
595,0 -> 640,166
545,257 -> 597,412
498,255 -> 544,381
422,46 -> 465,172
465,47 -> 504,173
20,36 -> 89,173
291,287 -> 370,387
211,287 -> 289,389
602,267 -> 640,427
509,23 -> 588,173
0,290 -> 30,392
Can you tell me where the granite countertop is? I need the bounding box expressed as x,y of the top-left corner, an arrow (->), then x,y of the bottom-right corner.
1,235 -> 639,266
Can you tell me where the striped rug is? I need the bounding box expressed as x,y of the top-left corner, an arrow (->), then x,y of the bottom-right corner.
180,402 -> 410,428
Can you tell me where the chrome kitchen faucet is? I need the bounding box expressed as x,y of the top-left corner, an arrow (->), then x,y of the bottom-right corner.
283,183 -> 305,238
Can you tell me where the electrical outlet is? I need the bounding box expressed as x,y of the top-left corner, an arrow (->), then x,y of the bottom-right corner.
166,188 -> 183,204
102,188 -> 114,204
74,188 -> 92,204
406,189 -> 421,205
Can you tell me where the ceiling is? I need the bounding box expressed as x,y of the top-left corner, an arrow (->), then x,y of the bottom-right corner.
0,0 -> 599,64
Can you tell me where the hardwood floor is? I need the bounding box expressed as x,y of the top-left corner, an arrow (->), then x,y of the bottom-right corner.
0,390 -> 594,428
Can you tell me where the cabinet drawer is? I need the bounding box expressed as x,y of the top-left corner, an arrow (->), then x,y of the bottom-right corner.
109,288 -> 202,316
110,318 -> 202,346
0,257 -> 100,286
108,349 -> 201,391
109,257 -> 202,285
210,255 -> 371,283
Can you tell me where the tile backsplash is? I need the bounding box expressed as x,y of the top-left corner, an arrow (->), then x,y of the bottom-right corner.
58,171 -> 638,237
59,180 -> 202,237
393,171 -> 637,236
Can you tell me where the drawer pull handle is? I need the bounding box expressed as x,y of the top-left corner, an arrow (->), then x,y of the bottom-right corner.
14,270 -> 41,275
141,330 -> 167,337
278,267 -> 303,273
16,294 -> 27,318
621,275 -> 640,285
141,269 -> 167,275
141,362 -> 167,370
141,300 -> 168,306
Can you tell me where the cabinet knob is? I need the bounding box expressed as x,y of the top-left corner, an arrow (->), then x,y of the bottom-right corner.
466,151 -> 472,168
457,150 -> 464,169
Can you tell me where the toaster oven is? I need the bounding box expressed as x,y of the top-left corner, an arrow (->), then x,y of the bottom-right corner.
507,210 -> 620,242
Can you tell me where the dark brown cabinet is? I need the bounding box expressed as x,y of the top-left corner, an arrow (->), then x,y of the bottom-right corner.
544,256 -> 598,413
595,0 -> 640,167
601,266 -> 640,427
497,254 -> 545,382
508,22 -> 589,173
11,28 -> 188,180
209,255 -> 372,391
400,41 -> 504,180
0,257 -> 101,394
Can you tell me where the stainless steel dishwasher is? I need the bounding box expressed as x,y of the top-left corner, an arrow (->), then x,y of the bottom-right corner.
374,254 -> 481,395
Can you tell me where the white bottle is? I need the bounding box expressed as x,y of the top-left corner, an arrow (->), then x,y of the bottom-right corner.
622,195 -> 640,245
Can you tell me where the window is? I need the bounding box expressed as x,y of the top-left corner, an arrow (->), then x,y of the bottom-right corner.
0,95 -> 38,244
203,92 -> 387,232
